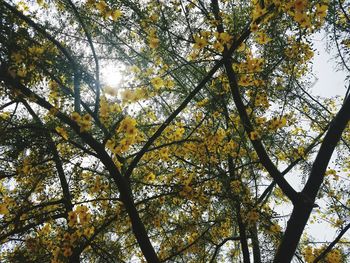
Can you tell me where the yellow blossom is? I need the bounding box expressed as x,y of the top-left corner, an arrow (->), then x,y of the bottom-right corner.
145,172 -> 156,182
55,127 -> 69,140
246,210 -> 259,223
255,32 -> 272,44
67,211 -> 77,227
151,76 -> 164,90
315,4 -> 328,20
294,0 -> 307,12
0,203 -> 9,215
148,36 -> 160,49
71,112 -> 81,122
250,130 -> 260,140
119,117 -> 136,133
96,1 -> 107,12
111,9 -> 122,21
294,12 -> 311,28
193,35 -> 208,50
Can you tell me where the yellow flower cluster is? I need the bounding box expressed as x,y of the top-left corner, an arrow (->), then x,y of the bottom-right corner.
67,211 -> 78,227
106,116 -> 139,155
179,174 -> 195,199
0,203 -> 9,215
246,210 -> 259,224
71,112 -> 92,132
55,126 -> 69,140
285,40 -> 314,63
193,35 -> 208,50
255,31 -> 272,45
250,130 -> 260,140
92,0 -> 123,21
147,28 -> 160,49
248,91 -> 269,108
67,205 -> 91,227
99,96 -> 121,125
118,116 -> 137,138
326,249 -> 342,263
144,172 -> 156,182
76,205 -> 91,225
120,88 -> 146,103
303,245 -> 315,262
151,76 -> 164,90
284,0 -> 329,29
303,245 -> 342,263
267,116 -> 287,131
234,55 -> 265,74
191,30 -> 233,53
230,180 -> 242,195
91,176 -> 108,194
269,223 -> 281,234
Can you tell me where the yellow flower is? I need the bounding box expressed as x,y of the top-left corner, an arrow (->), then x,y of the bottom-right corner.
96,1 -> 107,12
111,9 -> 122,21
41,223 -> 51,235
151,76 -> 164,90
216,32 -> 232,45
252,5 -> 267,21
238,75 -> 254,87
315,4 -> 328,20
326,249 -> 341,263
159,147 -> 169,160
63,246 -> 72,257
0,112 -> 10,120
303,246 -> 315,262
17,67 -> 27,77
121,89 -> 136,102
145,172 -> 156,182
79,212 -> 91,225
75,205 -> 91,225
0,203 -> 9,215
83,226 -> 94,237
294,0 -> 307,12
294,12 -> 311,28
246,210 -> 259,223
250,22 -> 259,32
68,211 -> 77,227
193,35 -> 208,50
116,117 -> 138,147
71,112 -> 92,132
270,223 -> 281,233
11,52 -> 23,64
71,112 -> 81,122
213,41 -> 224,52
255,32 -> 272,44
148,36 -> 160,49
55,126 -> 69,140
250,130 -> 260,140
106,139 -> 115,151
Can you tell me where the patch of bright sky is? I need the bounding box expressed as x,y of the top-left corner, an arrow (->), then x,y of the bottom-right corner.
311,31 -> 349,98
101,62 -> 125,89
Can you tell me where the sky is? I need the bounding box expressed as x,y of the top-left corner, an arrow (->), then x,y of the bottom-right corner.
311,31 -> 348,98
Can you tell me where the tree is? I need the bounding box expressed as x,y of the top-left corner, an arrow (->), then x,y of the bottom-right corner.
0,0 -> 349,262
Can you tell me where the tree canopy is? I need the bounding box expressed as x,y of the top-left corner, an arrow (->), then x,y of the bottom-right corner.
0,0 -> 350,262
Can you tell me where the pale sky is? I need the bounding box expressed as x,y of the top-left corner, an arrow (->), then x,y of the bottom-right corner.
311,31 -> 349,98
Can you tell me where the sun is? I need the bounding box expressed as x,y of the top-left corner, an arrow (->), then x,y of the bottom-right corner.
100,63 -> 124,88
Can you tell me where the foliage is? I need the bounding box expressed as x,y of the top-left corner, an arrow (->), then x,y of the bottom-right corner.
0,0 -> 350,262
